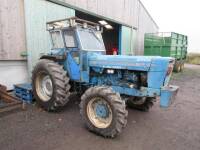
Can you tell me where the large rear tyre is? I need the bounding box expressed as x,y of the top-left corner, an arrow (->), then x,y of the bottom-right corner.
32,59 -> 70,111
127,97 -> 154,112
80,86 -> 128,138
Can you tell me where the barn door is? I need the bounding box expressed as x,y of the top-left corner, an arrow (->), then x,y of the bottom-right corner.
119,25 -> 136,55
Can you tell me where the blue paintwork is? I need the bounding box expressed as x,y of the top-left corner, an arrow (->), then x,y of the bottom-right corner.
148,71 -> 166,89
49,48 -> 65,56
111,86 -> 160,97
96,104 -> 109,118
43,24 -> 178,108
14,83 -> 34,104
148,57 -> 174,88
64,52 -> 80,81
160,85 -> 179,108
89,53 -> 152,71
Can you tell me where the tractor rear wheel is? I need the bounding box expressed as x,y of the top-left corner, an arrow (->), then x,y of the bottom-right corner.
80,86 -> 128,138
32,59 -> 70,111
127,97 -> 155,112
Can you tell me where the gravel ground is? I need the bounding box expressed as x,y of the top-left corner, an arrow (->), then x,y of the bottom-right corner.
0,64 -> 200,150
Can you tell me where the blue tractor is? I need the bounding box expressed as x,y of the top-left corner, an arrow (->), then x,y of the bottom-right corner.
32,17 -> 179,138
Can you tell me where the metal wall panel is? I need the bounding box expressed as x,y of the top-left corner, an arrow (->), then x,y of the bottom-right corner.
135,2 -> 159,55
52,0 -> 158,29
24,0 -> 75,73
51,0 -> 136,27
0,0 -> 26,60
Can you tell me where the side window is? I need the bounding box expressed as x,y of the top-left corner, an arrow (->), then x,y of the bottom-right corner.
63,30 -> 77,48
50,31 -> 64,48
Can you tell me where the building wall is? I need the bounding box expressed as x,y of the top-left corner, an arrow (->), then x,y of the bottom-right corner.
24,0 -> 75,73
0,61 -> 28,90
0,0 -> 28,89
50,0 -> 135,27
0,0 -> 26,60
0,0 -> 75,88
135,1 -> 159,55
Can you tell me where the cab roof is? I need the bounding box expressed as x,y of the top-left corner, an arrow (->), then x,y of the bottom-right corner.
46,17 -> 102,31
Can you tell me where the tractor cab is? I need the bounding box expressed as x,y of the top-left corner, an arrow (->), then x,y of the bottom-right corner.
46,17 -> 106,81
47,17 -> 105,52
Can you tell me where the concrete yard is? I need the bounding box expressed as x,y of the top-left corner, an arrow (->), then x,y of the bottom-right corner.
0,64 -> 200,150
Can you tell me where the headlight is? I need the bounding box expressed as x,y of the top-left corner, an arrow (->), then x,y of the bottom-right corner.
107,69 -> 114,74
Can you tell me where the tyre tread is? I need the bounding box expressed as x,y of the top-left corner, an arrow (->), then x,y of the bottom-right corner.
32,59 -> 70,111
80,86 -> 128,138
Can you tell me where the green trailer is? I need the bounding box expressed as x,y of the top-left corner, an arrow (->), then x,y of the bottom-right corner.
144,32 -> 188,72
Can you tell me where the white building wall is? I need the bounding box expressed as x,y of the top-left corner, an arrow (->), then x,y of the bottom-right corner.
0,61 -> 29,90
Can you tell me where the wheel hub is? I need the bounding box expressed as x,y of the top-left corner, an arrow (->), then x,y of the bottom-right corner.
35,72 -> 53,102
95,104 -> 109,118
87,97 -> 112,129
41,76 -> 53,97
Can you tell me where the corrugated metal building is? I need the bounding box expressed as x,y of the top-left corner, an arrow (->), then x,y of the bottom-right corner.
0,0 -> 158,89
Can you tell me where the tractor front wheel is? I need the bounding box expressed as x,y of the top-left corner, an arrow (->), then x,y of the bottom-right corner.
32,59 -> 70,111
127,97 -> 155,112
80,86 -> 128,138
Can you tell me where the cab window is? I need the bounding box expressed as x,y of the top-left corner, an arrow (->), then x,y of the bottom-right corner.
63,30 -> 77,48
50,31 -> 64,49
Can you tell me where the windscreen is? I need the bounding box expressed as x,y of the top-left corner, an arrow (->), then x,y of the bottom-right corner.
63,30 -> 77,48
78,28 -> 105,51
50,31 -> 64,49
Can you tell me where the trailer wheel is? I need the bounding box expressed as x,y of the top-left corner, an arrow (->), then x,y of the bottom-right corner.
127,97 -> 154,112
32,59 -> 70,111
80,86 -> 128,138
174,62 -> 181,72
180,62 -> 184,72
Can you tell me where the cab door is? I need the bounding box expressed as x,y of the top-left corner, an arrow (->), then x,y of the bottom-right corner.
63,30 -> 81,81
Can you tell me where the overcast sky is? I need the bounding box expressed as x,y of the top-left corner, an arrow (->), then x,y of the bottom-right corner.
140,0 -> 200,52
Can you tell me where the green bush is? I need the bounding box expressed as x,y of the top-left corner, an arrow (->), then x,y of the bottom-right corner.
186,53 -> 200,65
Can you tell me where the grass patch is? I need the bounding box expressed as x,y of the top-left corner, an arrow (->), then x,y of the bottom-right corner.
186,53 -> 200,65
171,66 -> 200,81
